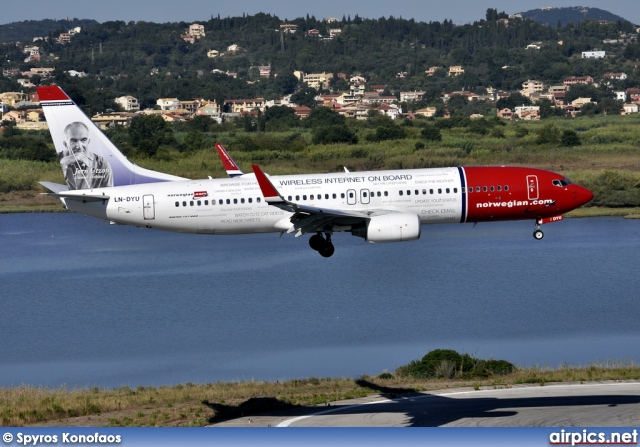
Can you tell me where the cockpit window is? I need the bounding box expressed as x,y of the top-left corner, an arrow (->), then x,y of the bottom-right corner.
553,178 -> 573,187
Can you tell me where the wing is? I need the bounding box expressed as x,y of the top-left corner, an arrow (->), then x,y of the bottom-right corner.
251,165 -> 392,237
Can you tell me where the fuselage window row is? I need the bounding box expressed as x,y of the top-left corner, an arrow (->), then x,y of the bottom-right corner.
399,187 -> 458,196
467,185 -> 510,193
175,197 -> 262,207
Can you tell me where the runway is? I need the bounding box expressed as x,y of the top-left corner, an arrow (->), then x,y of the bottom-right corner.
212,381 -> 640,427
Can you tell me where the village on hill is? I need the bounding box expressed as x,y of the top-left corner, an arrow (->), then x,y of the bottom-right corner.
2,11 -> 640,130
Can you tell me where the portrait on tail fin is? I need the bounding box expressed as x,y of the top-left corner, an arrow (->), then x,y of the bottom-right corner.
59,121 -> 113,190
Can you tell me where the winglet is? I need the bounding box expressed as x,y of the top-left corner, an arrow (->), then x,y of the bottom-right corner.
251,165 -> 284,204
215,142 -> 244,177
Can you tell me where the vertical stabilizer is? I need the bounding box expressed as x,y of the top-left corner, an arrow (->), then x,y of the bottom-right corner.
38,86 -> 187,190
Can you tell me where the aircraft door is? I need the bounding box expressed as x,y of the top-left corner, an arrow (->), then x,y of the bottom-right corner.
347,189 -> 357,205
360,189 -> 370,205
143,195 -> 155,220
526,176 -> 539,201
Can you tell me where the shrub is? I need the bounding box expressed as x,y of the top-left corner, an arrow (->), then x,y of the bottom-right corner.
421,125 -> 442,141
560,129 -> 581,147
312,125 -> 358,145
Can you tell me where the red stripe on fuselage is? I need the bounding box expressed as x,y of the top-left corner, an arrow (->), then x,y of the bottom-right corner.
464,166 -> 580,222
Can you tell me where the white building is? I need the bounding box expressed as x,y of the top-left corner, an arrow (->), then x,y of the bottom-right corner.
582,51 -> 605,59
156,98 -> 180,111
115,95 -> 140,111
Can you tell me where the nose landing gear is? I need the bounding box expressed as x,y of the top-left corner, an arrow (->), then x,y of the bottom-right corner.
533,219 -> 544,240
309,232 -> 335,257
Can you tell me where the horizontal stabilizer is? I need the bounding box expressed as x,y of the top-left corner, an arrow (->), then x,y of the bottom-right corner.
39,181 -> 69,193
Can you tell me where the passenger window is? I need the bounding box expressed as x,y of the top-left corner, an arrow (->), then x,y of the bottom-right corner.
348,192 -> 354,198
303,195 -> 307,200
205,200 -> 209,205
257,198 -> 261,203
241,198 -> 245,204
407,190 -> 411,196
446,188 -> 450,194
233,199 -> 237,204
476,187 -> 480,192
226,199 -> 230,204
429,189 -> 434,194
422,189 -> 427,195
553,180 -> 562,187
504,185 -> 509,191
190,201 -> 194,206
454,188 -> 458,193
415,190 -> 419,195
182,201 -> 187,207
326,194 -> 330,199
438,188 -> 442,194
311,195 -> 315,200
399,191 -> 403,196
384,191 -> 388,196
175,202 -> 179,207
340,193 -> 345,199
483,186 -> 487,192
296,195 -> 300,201
197,200 -> 201,206
490,186 -> 494,192
248,198 -> 252,203
378,192 -> 382,197
333,194 -> 337,199
363,192 -> 367,198
497,186 -> 502,191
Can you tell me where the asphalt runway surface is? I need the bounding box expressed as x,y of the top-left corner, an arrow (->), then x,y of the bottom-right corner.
212,381 -> 640,427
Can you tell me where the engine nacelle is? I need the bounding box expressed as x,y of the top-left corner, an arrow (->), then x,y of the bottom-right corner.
353,213 -> 421,243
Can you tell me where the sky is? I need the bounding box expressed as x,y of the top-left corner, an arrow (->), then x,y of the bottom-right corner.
1,0 -> 639,26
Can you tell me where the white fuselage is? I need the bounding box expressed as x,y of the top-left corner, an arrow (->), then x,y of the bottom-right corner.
65,167 -> 464,234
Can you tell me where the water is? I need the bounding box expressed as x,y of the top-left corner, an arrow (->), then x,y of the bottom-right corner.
0,213 -> 638,388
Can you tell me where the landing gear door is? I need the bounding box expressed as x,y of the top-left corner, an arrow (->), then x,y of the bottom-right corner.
143,195 -> 155,220
526,176 -> 539,201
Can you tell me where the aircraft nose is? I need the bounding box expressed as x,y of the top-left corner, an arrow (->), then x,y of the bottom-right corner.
574,185 -> 594,206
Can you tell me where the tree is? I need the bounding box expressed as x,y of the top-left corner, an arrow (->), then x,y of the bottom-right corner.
304,106 -> 345,128
536,123 -> 560,145
312,124 -> 358,145
421,125 -> 442,141
560,129 -> 581,147
264,105 -> 299,131
291,86 -> 319,108
129,114 -> 169,156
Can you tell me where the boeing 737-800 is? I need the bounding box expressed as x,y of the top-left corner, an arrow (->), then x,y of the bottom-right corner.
37,86 -> 594,257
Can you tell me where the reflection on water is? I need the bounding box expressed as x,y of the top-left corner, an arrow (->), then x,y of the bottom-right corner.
0,213 -> 638,388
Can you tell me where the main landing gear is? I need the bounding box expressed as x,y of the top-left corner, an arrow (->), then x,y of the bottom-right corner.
533,219 -> 544,240
309,232 -> 335,258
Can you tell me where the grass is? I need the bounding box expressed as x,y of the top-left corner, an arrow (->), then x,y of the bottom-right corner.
2,363 -> 639,427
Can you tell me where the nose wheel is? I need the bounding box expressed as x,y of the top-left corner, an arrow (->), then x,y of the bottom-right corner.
309,232 -> 335,257
533,220 -> 544,240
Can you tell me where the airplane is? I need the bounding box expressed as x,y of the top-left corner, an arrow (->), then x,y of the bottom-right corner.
37,85 -> 594,257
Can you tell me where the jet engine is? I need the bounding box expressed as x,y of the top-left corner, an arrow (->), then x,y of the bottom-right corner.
352,213 -> 421,243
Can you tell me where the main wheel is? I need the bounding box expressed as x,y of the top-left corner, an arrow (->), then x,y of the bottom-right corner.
533,230 -> 544,240
318,242 -> 335,258
309,234 -> 324,251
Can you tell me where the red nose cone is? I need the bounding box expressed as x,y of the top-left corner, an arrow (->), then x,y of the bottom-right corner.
576,185 -> 594,207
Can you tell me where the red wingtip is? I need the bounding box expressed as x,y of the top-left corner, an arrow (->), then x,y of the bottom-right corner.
36,85 -> 71,102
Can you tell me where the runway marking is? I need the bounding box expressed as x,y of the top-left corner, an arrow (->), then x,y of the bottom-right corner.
276,382 -> 640,427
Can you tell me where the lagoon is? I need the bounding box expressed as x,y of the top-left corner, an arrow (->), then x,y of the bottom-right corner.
0,213 -> 638,388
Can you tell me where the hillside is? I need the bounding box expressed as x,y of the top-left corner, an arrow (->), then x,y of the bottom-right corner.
519,6 -> 632,27
0,18 -> 98,43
